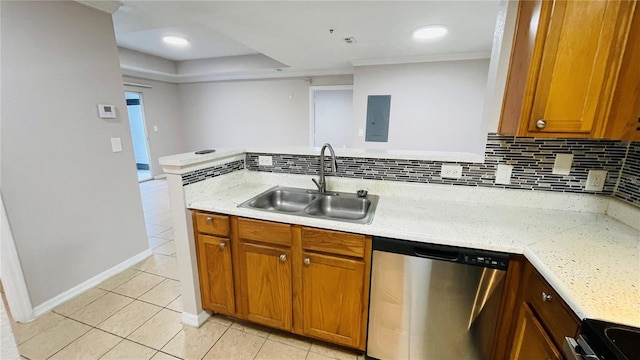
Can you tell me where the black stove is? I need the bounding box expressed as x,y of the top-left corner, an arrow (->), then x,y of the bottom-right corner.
574,319 -> 640,360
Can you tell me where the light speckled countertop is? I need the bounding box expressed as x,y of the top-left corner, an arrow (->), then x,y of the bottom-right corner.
185,171 -> 640,328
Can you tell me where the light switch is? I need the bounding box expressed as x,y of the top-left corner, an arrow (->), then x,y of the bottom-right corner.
495,164 -> 513,185
552,153 -> 573,175
153,125 -> 158,132
258,156 -> 273,166
110,138 -> 122,153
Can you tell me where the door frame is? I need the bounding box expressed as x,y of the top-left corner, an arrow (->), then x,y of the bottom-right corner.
1,193 -> 34,322
125,91 -> 153,180
308,85 -> 354,147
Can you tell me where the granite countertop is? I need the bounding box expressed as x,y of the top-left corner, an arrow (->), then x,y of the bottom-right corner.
185,171 -> 640,328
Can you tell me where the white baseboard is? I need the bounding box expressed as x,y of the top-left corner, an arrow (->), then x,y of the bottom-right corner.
181,310 -> 209,328
153,174 -> 167,180
32,249 -> 152,318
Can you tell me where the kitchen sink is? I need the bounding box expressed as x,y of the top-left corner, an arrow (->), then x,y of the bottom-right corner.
238,186 -> 379,224
305,194 -> 372,220
247,188 -> 318,212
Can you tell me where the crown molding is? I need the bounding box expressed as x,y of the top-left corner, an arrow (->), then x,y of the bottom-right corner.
76,1 -> 122,14
121,64 -> 354,84
351,51 -> 492,67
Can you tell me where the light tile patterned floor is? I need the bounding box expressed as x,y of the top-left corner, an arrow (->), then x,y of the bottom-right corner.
11,180 -> 364,360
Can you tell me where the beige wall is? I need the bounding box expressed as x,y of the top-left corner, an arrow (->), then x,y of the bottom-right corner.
178,78 -> 312,149
124,77 -> 187,177
351,60 -> 490,154
1,1 -> 148,307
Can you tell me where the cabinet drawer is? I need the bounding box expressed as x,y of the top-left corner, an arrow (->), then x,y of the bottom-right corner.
302,227 -> 365,258
238,218 -> 291,246
525,270 -> 579,349
195,212 -> 229,237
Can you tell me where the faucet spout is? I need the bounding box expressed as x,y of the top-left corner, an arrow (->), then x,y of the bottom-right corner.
314,143 -> 338,194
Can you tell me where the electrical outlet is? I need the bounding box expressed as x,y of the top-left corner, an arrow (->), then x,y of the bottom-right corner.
258,156 -> 273,166
358,128 -> 364,137
552,153 -> 573,175
495,164 -> 513,185
585,170 -> 607,191
441,164 -> 462,179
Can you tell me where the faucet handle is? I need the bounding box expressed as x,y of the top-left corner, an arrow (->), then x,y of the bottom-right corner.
357,189 -> 368,197
312,178 -> 322,191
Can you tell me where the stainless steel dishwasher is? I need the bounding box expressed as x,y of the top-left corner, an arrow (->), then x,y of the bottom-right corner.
366,236 -> 510,360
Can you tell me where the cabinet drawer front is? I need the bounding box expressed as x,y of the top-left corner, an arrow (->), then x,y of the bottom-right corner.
195,213 -> 229,237
238,218 -> 291,246
525,271 -> 579,349
302,227 -> 365,258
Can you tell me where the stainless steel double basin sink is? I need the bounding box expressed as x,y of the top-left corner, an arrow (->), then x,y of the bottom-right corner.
238,186 -> 379,224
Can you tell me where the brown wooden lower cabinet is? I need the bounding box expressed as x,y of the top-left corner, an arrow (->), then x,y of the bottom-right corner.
500,258 -> 580,359
301,251 -> 365,348
195,234 -> 235,316
509,302 -> 562,360
192,211 -> 371,350
237,241 -> 292,331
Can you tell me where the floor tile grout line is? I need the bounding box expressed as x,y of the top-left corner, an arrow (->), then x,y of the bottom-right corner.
197,325 -> 231,360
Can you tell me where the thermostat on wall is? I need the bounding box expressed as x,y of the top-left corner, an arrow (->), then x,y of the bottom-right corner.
98,104 -> 116,119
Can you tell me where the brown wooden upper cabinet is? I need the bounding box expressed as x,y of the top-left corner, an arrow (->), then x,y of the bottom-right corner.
499,0 -> 639,140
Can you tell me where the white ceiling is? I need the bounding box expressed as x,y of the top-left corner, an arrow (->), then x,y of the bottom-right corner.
112,1 -> 501,80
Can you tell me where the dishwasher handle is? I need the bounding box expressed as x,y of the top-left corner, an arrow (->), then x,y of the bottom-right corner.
414,247 -> 460,262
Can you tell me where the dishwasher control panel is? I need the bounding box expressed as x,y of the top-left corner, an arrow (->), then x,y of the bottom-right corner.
463,254 -> 508,270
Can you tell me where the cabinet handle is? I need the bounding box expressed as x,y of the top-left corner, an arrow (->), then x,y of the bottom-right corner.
206,216 -> 213,223
304,258 -> 311,266
279,254 -> 287,262
536,119 -> 547,129
542,291 -> 552,302
219,242 -> 226,250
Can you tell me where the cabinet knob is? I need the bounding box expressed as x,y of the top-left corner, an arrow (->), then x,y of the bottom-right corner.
542,291 -> 552,302
536,119 -> 547,129
304,258 -> 311,266
279,254 -> 287,262
206,216 -> 213,223
219,242 -> 226,250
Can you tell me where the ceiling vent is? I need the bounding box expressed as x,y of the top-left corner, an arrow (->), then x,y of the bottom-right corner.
343,37 -> 357,44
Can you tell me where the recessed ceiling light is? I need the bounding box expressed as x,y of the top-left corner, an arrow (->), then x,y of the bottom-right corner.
412,25 -> 448,40
162,36 -> 189,46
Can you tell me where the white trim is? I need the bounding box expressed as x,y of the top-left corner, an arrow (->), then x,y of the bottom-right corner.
75,0 -> 122,14
123,82 -> 152,89
153,174 -> 167,180
308,85 -> 354,147
32,249 -> 152,318
351,51 -> 492,67
0,194 -> 34,323
181,310 -> 210,328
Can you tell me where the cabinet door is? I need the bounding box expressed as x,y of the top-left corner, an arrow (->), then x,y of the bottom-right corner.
528,0 -> 635,135
301,252 -> 364,348
197,234 -> 235,315
509,302 -> 562,360
239,242 -> 292,331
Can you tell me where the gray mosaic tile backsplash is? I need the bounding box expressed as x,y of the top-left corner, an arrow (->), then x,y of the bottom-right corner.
181,159 -> 244,186
613,142 -> 640,205
180,135 -> 639,208
246,135 -> 639,207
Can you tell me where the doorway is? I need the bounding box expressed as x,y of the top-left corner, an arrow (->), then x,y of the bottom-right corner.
125,92 -> 152,182
309,86 -> 353,147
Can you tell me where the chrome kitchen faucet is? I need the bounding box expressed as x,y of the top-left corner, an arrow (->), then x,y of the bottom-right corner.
312,143 -> 337,194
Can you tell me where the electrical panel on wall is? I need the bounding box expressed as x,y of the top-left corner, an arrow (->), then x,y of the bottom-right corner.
365,95 -> 391,142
